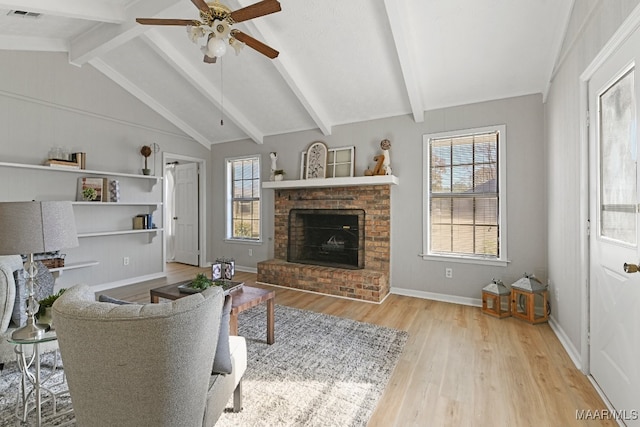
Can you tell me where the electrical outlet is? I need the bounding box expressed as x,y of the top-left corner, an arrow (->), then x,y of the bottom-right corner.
123,257 -> 130,266
248,248 -> 253,257
445,268 -> 453,279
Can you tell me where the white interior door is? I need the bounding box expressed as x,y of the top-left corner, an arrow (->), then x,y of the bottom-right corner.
173,162 -> 199,266
588,26 -> 640,425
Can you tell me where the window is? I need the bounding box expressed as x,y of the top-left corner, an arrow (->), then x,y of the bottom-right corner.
226,156 -> 261,241
423,125 -> 507,265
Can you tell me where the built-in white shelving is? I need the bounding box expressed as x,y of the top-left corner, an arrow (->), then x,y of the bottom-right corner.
0,161 -> 165,273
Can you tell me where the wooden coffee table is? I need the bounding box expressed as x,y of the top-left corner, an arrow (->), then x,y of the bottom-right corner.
150,282 -> 275,344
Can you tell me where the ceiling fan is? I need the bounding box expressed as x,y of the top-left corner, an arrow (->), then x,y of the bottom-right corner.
136,0 -> 281,63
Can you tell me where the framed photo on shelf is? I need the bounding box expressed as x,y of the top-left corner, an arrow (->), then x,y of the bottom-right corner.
77,177 -> 107,202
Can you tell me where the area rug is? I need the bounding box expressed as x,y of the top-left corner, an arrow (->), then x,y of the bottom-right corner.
217,305 -> 408,426
0,305 -> 407,426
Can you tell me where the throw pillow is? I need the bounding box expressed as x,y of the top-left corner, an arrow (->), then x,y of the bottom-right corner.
34,262 -> 54,302
212,294 -> 233,375
98,294 -> 133,305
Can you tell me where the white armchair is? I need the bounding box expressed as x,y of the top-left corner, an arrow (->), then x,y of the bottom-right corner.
53,284 -> 246,426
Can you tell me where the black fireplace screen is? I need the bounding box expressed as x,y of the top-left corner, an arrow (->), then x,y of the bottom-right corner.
288,209 -> 365,269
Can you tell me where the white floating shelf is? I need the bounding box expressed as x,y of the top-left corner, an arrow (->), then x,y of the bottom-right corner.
262,175 -> 399,189
78,228 -> 163,238
49,261 -> 99,274
72,202 -> 162,207
0,161 -> 162,180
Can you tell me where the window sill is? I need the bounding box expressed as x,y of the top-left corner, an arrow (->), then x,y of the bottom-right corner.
224,238 -> 263,245
420,253 -> 509,267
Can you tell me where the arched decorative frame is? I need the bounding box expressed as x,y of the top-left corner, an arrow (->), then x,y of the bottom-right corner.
305,141 -> 328,179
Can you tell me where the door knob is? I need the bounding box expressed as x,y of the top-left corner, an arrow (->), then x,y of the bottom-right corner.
624,263 -> 639,273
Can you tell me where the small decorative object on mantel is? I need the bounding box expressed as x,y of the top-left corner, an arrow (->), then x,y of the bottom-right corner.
481,278 -> 511,318
380,139 -> 392,175
140,145 -> 152,175
274,169 -> 285,181
510,273 -> 549,324
365,139 -> 392,176
269,152 -> 278,181
306,141 -> 328,179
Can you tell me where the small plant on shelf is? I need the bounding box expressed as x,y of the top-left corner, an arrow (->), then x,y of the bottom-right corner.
82,187 -> 98,201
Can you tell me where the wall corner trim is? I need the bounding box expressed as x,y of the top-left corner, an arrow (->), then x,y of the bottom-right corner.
548,315 -> 583,371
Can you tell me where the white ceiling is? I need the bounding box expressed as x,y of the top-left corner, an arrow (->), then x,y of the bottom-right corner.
0,0 -> 574,147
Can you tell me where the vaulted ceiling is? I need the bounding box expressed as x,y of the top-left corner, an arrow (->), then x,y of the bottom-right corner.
0,0 -> 573,147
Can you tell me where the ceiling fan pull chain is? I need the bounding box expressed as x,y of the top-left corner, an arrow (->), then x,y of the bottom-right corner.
220,56 -> 224,126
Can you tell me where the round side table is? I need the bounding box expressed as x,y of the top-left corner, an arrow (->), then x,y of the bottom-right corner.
8,330 -> 69,426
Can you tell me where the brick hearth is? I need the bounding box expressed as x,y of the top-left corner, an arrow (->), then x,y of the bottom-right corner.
258,184 -> 391,302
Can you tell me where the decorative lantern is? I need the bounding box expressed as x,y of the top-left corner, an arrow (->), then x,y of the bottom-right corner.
481,279 -> 511,318
510,273 -> 549,324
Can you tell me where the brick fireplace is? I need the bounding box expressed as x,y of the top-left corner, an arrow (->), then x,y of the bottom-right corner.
257,183 -> 392,302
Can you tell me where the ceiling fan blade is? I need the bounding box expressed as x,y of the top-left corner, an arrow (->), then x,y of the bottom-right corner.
232,30 -> 279,58
230,0 -> 281,23
191,0 -> 210,14
136,18 -> 200,26
203,55 -> 217,63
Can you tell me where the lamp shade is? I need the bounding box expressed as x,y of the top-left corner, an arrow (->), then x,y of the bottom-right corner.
0,201 -> 78,255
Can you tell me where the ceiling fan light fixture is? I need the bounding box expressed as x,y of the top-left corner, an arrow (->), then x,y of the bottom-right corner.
212,19 -> 230,38
207,36 -> 227,57
137,0 -> 281,63
187,25 -> 205,43
229,38 -> 245,55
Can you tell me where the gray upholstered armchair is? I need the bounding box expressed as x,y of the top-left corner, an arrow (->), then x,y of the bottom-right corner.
53,284 -> 246,427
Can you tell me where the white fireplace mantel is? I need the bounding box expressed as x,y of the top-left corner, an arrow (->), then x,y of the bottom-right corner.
262,175 -> 399,189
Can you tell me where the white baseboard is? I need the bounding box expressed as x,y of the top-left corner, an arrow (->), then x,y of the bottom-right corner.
391,287 -> 482,307
548,314 -> 582,371
90,272 -> 166,294
236,265 -> 257,274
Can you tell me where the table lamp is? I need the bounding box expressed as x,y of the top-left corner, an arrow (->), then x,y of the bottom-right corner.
0,201 -> 78,340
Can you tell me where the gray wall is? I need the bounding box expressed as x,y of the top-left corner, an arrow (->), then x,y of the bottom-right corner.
211,94 -> 547,303
0,51 -> 210,290
546,0 -> 640,363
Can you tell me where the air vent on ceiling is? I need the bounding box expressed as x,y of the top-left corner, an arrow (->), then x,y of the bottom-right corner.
8,10 -> 42,19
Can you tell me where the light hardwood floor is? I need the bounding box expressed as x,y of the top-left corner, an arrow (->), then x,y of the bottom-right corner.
104,263 -> 614,427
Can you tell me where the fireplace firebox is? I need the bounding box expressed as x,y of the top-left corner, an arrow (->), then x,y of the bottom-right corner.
288,209 -> 365,269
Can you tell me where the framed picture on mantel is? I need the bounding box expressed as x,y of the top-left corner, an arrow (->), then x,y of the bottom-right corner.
301,145 -> 354,179
305,141 -> 328,179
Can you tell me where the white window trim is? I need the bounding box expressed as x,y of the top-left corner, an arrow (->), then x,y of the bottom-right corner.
225,155 -> 262,243
422,125 -> 509,266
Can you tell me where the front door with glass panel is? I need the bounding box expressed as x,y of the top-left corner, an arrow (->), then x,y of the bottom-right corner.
588,26 -> 640,425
